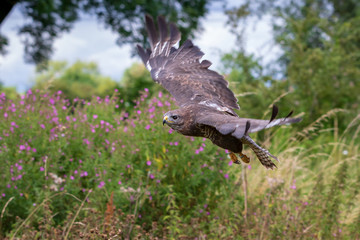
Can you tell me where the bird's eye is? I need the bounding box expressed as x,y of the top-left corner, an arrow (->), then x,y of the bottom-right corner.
172,115 -> 178,120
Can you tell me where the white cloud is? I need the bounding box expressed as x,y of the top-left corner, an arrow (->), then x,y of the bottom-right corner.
51,16 -> 135,82
193,11 -> 237,71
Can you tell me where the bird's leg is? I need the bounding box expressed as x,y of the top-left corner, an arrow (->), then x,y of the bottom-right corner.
238,152 -> 250,164
229,152 -> 241,164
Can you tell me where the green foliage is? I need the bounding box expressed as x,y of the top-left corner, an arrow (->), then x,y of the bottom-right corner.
278,11 -> 360,125
33,60 -> 118,100
118,63 -> 159,108
223,0 -> 360,128
0,89 -> 360,238
1,0 -> 210,64
0,82 -> 18,100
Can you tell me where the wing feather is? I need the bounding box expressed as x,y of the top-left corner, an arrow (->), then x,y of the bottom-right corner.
145,15 -> 159,50
137,15 -> 239,115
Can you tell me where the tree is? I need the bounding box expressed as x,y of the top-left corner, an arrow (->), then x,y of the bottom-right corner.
33,60 -> 118,100
223,0 -> 360,127
0,81 -> 18,100
1,0 -> 211,64
118,62 -> 163,107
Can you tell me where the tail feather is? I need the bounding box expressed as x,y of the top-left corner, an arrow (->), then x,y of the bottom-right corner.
247,116 -> 302,134
269,105 -> 279,123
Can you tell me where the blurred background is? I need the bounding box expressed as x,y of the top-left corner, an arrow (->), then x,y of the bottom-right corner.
0,0 -> 359,239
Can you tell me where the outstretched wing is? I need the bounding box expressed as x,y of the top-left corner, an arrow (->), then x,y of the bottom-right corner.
137,15 -> 239,115
197,105 -> 302,139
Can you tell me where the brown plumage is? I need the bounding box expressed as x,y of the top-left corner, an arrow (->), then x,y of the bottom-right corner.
137,15 -> 301,169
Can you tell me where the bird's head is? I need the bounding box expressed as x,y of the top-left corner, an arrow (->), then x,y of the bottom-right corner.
163,110 -> 184,130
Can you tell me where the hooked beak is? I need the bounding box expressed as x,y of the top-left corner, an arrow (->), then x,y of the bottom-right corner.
163,116 -> 168,126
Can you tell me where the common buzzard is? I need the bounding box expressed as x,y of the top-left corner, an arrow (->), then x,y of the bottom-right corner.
137,15 -> 301,169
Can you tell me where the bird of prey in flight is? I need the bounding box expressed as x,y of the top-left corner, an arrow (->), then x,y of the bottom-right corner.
137,15 -> 301,169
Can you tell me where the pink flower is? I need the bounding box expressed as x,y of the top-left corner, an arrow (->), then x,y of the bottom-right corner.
228,161 -> 233,166
145,125 -> 151,130
98,181 -> 105,188
93,115 -> 98,119
146,161 -> 152,166
224,173 -> 229,179
148,106 -> 155,113
40,167 -> 45,171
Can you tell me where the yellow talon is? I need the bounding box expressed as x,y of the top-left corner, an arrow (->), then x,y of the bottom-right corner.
229,152 -> 241,164
239,153 -> 250,163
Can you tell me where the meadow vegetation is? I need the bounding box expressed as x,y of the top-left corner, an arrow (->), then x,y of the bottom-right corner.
0,86 -> 359,239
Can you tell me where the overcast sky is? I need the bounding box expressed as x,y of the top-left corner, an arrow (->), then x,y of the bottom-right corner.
0,2 -> 279,93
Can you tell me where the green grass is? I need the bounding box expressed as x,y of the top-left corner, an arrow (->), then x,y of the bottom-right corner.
0,89 -> 359,239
